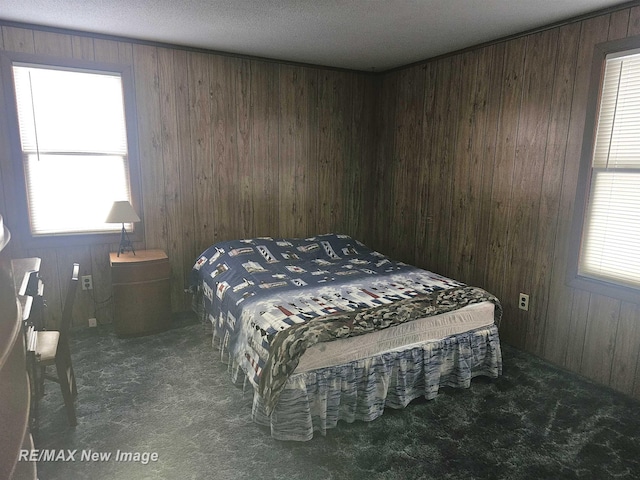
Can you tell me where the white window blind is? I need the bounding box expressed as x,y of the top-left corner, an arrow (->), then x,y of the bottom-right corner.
578,50 -> 640,289
12,64 -> 132,236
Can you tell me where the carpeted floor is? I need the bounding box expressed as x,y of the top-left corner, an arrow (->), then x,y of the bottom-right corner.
32,316 -> 640,480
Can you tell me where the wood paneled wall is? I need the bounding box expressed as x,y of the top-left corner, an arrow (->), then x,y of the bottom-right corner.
369,6 -> 640,400
0,25 -> 377,329
1,4 -> 639,401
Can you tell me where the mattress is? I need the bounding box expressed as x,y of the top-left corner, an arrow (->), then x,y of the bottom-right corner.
295,301 -> 494,373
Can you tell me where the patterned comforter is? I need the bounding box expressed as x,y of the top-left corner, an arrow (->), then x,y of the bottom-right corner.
189,234 -> 501,413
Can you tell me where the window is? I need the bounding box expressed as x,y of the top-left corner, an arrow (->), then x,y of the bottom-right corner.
570,40 -> 640,302
2,53 -> 140,241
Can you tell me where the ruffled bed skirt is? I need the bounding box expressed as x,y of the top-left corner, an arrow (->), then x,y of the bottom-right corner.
251,324 -> 502,441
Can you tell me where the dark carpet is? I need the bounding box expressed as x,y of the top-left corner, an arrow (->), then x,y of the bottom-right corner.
32,317 -> 640,480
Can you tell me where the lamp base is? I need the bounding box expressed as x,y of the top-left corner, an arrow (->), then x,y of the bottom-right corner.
117,225 -> 136,257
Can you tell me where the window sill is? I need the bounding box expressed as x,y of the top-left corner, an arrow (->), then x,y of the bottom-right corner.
567,274 -> 640,304
16,228 -> 144,251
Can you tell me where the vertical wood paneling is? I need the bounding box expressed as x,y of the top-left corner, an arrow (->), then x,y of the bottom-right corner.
469,43 -> 504,289
449,51 -> 477,282
133,44 -> 166,252
236,59 -> 253,238
188,52 -> 214,254
373,6 -> 640,400
93,39 -> 122,63
528,23 -> 580,357
157,47 -> 187,309
33,30 -> 72,57
278,65 -> 298,237
117,43 -> 133,64
389,66 -> 425,262
305,69 -> 319,237
425,57 -> 458,277
580,294 -> 621,384
438,55 -> 462,280
278,66 -> 318,238
464,47 -> 493,287
414,62 -> 439,268
344,72 -> 369,239
564,289 -> 591,372
173,49 -> 197,286
630,6 -> 640,35
317,71 -> 351,235
370,71 -> 398,254
211,56 -> 239,242
2,26 -> 35,53
609,8 -> 631,37
413,63 -> 436,268
483,36 -> 525,345
71,36 -> 94,60
506,28 -> 557,347
611,301 -> 640,394
249,61 -> 280,237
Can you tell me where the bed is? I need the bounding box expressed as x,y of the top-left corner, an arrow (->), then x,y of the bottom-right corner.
189,234 -> 502,441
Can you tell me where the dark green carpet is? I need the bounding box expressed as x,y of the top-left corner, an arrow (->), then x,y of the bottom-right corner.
32,317 -> 640,480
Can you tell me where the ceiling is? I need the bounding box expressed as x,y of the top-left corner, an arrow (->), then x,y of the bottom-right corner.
0,0 -> 632,71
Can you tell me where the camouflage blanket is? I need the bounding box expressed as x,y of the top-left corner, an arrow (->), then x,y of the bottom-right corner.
258,285 -> 502,414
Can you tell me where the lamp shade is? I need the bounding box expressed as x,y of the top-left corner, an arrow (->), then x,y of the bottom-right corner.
105,201 -> 140,224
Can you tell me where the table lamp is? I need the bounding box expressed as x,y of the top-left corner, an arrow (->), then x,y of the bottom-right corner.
106,201 -> 140,257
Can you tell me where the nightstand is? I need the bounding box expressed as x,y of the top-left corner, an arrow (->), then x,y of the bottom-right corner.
110,249 -> 171,337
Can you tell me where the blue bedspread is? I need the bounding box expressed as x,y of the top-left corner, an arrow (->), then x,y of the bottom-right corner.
189,234 -> 470,389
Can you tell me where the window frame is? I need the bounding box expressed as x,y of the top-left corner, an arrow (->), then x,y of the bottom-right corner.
568,36 -> 640,304
0,51 -> 143,249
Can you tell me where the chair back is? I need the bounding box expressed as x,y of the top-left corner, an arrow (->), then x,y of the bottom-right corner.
59,263 -> 79,340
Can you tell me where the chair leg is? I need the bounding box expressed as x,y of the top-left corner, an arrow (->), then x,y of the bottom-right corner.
26,356 -> 40,432
55,354 -> 77,427
39,365 -> 46,398
60,342 -> 77,398
70,362 -> 78,399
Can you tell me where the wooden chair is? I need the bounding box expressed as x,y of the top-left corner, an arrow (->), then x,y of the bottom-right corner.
30,263 -> 79,427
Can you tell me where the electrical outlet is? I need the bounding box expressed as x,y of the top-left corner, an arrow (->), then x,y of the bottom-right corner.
88,318 -> 97,327
519,293 -> 530,311
81,275 -> 93,290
